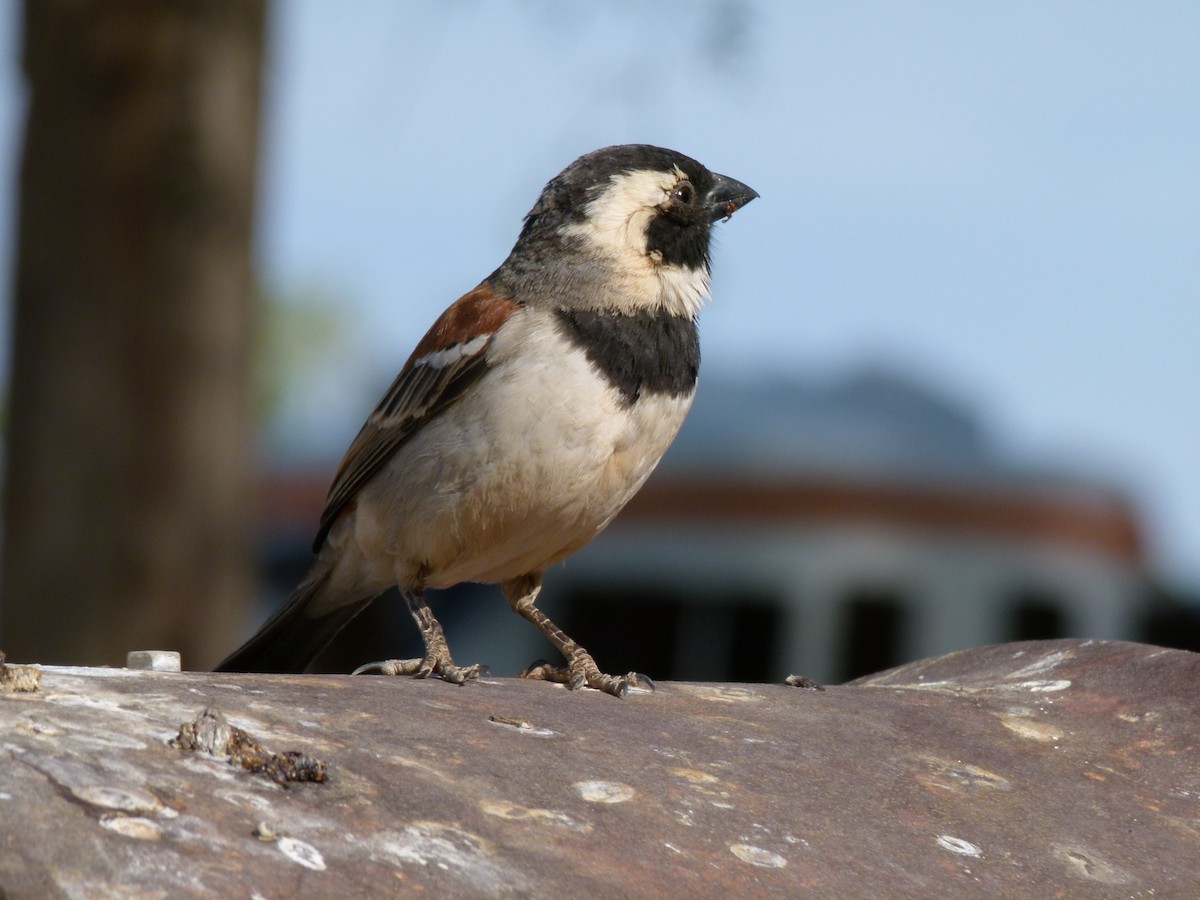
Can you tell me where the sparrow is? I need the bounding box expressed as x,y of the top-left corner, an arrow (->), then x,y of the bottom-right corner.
215,144 -> 757,697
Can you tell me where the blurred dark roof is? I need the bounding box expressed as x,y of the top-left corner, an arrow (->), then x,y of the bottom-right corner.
670,367 -> 1010,480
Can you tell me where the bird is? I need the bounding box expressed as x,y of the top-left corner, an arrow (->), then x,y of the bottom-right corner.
215,144 -> 757,697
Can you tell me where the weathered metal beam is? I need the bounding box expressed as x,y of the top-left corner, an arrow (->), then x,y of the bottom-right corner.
0,639 -> 1197,896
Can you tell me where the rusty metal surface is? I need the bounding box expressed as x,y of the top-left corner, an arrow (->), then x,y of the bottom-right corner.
1,639 -> 1198,897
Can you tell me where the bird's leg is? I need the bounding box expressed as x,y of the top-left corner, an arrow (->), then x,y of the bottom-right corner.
504,574 -> 652,698
352,590 -> 488,684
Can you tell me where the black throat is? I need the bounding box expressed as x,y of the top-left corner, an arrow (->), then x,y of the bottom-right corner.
554,307 -> 700,406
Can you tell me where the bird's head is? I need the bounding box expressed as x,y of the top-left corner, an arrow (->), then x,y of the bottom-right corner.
496,145 -> 757,318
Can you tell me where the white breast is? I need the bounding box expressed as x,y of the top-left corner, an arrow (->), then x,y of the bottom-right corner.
351,307 -> 695,590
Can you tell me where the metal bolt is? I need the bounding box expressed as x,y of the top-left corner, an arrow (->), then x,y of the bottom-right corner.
126,650 -> 181,672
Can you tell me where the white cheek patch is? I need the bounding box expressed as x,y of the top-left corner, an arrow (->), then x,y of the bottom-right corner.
560,168 -> 710,318
563,168 -> 674,256
412,333 -> 490,370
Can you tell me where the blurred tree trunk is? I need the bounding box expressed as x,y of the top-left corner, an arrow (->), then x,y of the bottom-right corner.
1,0 -> 267,668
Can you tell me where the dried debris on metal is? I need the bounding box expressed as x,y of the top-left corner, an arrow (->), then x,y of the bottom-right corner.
0,650 -> 41,693
171,706 -> 327,786
784,673 -> 825,690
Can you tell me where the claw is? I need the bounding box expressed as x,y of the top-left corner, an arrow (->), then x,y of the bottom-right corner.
520,656 -> 650,698
629,672 -> 655,692
519,659 -> 553,679
352,656 -> 487,685
351,659 -> 408,676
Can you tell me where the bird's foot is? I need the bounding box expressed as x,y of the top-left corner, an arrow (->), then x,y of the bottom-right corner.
352,654 -> 489,685
520,655 -> 654,698
356,590 -> 489,684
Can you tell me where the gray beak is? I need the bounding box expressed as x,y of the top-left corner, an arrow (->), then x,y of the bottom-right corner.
705,173 -> 759,223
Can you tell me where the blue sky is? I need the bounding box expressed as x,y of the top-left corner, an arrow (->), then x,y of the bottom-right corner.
1,2 -> 1197,588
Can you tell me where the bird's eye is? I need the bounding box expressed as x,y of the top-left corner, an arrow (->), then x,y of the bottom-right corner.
672,182 -> 696,206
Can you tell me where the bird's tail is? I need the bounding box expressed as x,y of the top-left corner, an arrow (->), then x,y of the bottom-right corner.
213,565 -> 375,673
